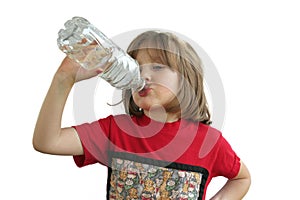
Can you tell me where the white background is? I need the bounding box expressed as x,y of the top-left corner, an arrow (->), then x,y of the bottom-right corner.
1,0 -> 299,199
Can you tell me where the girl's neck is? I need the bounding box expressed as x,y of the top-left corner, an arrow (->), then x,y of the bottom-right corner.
143,106 -> 180,123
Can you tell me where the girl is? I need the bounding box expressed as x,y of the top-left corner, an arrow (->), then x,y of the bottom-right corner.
33,30 -> 251,199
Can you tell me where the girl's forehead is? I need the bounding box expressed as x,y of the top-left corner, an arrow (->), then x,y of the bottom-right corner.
135,49 -> 165,65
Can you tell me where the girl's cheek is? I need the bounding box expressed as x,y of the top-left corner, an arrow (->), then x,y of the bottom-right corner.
155,74 -> 179,94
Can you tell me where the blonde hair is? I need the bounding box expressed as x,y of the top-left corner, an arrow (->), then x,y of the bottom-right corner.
122,31 -> 211,124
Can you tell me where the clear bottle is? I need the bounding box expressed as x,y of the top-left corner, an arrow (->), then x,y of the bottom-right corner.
57,16 -> 145,91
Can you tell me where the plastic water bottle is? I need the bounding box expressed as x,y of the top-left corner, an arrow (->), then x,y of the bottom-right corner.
57,16 -> 145,91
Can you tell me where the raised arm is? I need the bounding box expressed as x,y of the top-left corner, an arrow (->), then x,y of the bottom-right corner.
33,57 -> 102,155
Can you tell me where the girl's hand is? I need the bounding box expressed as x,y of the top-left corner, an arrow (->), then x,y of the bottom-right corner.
55,56 -> 105,84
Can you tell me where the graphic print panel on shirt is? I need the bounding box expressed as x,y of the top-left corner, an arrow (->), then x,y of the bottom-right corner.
108,152 -> 209,200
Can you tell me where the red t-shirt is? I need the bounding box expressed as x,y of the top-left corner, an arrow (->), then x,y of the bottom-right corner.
73,114 -> 240,199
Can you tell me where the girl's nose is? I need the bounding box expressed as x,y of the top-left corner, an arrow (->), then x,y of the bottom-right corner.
140,67 -> 152,82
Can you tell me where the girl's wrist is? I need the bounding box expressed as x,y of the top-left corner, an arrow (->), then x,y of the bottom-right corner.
53,71 -> 75,89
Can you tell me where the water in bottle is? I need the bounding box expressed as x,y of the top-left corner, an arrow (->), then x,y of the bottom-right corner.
57,16 -> 145,91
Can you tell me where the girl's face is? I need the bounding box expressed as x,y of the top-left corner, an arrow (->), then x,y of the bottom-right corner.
132,50 -> 180,112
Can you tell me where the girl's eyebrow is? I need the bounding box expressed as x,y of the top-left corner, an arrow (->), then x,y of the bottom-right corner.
140,62 -> 165,67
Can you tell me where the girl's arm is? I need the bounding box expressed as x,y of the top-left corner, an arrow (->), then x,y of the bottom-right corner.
33,57 -> 102,155
210,161 -> 251,200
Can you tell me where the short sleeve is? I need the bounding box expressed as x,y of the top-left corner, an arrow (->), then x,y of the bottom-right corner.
212,135 -> 241,179
73,142 -> 98,167
72,116 -> 112,167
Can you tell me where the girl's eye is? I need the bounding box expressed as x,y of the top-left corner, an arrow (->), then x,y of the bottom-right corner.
152,65 -> 164,70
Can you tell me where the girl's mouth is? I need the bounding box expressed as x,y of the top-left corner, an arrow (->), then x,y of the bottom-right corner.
138,85 -> 151,97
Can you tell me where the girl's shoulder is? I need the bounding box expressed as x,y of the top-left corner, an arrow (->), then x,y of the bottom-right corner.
99,114 -> 133,121
100,114 -> 141,126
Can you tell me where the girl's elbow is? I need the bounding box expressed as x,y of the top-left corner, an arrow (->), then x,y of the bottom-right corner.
32,136 -> 52,154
